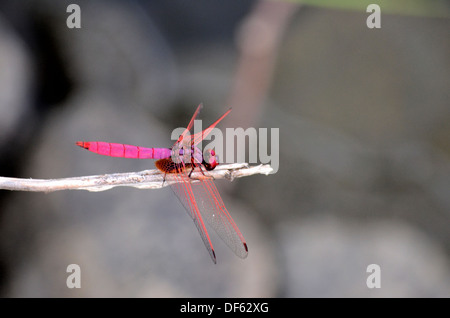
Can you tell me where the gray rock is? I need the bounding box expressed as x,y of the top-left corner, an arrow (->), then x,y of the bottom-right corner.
0,13 -> 33,154
278,216 -> 450,297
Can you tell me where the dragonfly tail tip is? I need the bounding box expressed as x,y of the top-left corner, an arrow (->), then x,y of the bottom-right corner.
75,141 -> 90,149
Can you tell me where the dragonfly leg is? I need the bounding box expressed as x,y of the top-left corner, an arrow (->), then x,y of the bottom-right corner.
197,164 -> 207,176
188,154 -> 207,178
188,165 -> 196,178
187,162 -> 210,180
161,172 -> 167,186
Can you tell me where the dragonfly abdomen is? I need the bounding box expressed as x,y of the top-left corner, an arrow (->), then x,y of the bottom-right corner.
155,158 -> 188,173
75,141 -> 171,159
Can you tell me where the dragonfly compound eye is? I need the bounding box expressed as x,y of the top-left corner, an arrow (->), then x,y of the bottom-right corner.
203,149 -> 218,170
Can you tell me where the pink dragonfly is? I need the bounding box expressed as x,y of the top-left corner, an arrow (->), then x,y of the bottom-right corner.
76,104 -> 248,263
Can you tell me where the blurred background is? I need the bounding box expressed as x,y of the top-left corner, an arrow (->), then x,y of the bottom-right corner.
0,0 -> 449,297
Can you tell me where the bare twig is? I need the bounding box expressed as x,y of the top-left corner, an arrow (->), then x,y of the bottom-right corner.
0,163 -> 273,193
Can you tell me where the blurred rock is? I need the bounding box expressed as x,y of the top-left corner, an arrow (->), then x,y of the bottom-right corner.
37,0 -> 178,113
0,12 -> 33,156
232,6 -> 450,298
278,216 -> 450,297
236,6 -> 450,252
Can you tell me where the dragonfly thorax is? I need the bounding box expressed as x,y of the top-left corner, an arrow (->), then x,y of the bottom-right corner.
170,144 -> 218,171
170,144 -> 203,165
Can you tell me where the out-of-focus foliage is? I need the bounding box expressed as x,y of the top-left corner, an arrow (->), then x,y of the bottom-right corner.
280,0 -> 450,17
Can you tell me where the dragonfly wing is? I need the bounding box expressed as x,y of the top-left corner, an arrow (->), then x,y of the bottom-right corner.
192,108 -> 232,146
169,172 -> 217,264
190,177 -> 248,259
176,103 -> 203,145
176,106 -> 232,147
185,103 -> 203,133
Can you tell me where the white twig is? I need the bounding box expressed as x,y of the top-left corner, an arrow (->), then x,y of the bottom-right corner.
0,163 -> 273,193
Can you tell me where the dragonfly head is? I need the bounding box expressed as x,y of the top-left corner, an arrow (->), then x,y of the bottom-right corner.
203,149 -> 219,171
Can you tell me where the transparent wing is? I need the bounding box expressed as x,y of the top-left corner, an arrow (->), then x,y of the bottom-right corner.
194,178 -> 248,259
175,103 -> 203,145
170,169 -> 248,262
192,108 -> 231,146
169,172 -> 217,263
176,106 -> 232,147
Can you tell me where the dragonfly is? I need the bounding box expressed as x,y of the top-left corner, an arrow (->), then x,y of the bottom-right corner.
76,104 -> 248,264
